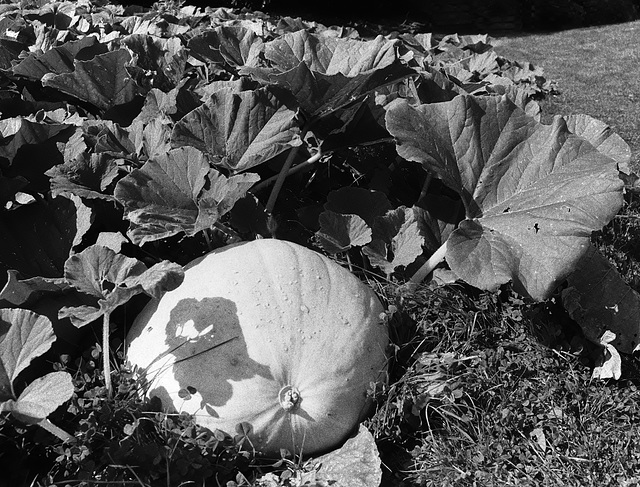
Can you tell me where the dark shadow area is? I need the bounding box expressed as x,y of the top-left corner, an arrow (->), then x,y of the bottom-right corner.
147,297 -> 273,416
182,0 -> 640,35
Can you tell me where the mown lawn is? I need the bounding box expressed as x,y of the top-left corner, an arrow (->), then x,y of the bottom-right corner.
494,21 -> 640,171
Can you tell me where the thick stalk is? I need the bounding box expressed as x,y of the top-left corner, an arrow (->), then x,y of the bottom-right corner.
410,241 -> 447,284
265,129 -> 309,214
419,172 -> 433,202
253,148 -> 322,193
103,312 -> 112,398
39,418 -> 74,442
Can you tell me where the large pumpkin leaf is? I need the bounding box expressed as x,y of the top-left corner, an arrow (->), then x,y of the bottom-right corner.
386,95 -> 624,300
243,35 -> 413,148
264,31 -> 398,76
46,152 -> 120,200
11,35 -> 106,81
171,87 -> 300,173
0,117 -> 71,164
60,245 -> 184,328
114,146 -> 258,244
42,50 -> 140,112
0,271 -> 70,308
187,25 -> 263,72
245,60 -> 414,121
313,425 -> 382,487
122,35 -> 188,92
564,113 -> 631,168
0,194 -> 93,289
562,244 -> 640,354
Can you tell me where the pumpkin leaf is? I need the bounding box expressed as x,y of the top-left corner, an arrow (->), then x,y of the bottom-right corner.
122,35 -> 187,92
0,272 -> 70,308
46,152 -> 120,200
0,194 -> 93,289
42,50 -> 140,112
314,425 -> 382,487
315,211 -> 372,254
562,244 -> 640,354
0,309 -> 56,398
95,232 -> 129,254
264,31 -> 398,76
114,146 -> 259,244
0,117 -> 71,164
324,188 -> 392,229
563,113 -> 632,168
245,60 -> 414,122
11,35 -> 105,81
386,94 -> 624,300
187,25 -> 263,72
2,371 -> 74,424
60,245 -> 184,327
171,86 -> 301,173
363,206 -> 425,274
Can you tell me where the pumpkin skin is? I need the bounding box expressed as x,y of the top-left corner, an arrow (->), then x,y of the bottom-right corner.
126,239 -> 388,455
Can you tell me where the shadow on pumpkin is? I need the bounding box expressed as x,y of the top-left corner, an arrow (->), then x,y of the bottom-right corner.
148,297 -> 273,416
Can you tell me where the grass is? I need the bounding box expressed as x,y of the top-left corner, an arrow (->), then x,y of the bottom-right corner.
494,21 -> 640,171
373,284 -> 640,486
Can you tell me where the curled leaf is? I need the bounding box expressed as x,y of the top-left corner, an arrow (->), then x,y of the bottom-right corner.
592,331 -> 622,381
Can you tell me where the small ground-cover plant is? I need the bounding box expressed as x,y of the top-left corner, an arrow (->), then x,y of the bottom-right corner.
371,284 -> 640,486
9,347 -> 255,486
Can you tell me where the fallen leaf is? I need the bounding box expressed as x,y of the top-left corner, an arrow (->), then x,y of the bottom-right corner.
313,425 -> 382,487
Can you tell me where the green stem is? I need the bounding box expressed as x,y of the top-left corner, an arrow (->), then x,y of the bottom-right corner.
419,172 -> 433,202
265,130 -> 309,214
253,148 -> 322,193
202,228 -> 213,250
103,312 -> 112,399
38,418 -> 74,443
410,241 -> 447,284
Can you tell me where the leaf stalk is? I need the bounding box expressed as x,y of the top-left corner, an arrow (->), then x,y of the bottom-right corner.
38,418 -> 74,443
410,241 -> 447,284
265,128 -> 310,214
253,147 -> 322,193
103,312 -> 112,399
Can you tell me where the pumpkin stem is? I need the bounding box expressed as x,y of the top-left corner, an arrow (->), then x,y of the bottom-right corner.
279,385 -> 301,411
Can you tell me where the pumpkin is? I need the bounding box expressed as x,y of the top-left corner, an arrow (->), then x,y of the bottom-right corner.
126,238 -> 388,455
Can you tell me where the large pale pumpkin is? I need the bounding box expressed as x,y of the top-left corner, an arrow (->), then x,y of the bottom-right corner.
126,238 -> 388,455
